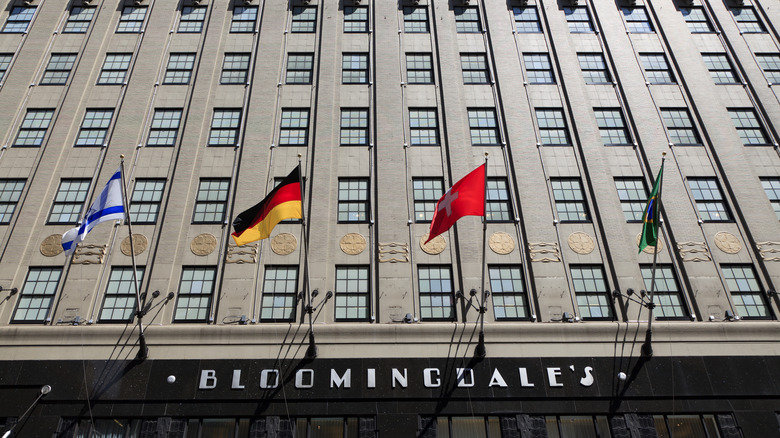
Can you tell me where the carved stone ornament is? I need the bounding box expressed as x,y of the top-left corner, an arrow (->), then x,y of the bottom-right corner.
191,233 -> 217,256
72,244 -> 106,264
271,233 -> 297,255
226,243 -> 258,264
567,232 -> 595,255
676,241 -> 711,262
420,233 -> 446,255
340,233 -> 367,255
714,232 -> 741,254
40,234 -> 64,257
121,234 -> 148,256
528,242 -> 561,262
379,242 -> 409,263
757,241 -> 780,261
635,233 -> 664,255
489,232 -> 515,255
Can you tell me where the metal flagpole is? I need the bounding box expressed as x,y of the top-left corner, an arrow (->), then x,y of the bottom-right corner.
297,155 -> 316,359
475,152 -> 488,358
642,152 -> 666,357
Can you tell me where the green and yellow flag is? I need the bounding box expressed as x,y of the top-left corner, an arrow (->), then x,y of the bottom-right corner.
638,163 -> 664,254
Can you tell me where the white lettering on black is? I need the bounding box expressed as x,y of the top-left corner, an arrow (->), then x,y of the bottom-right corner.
423,368 -> 441,388
579,366 -> 594,387
456,368 -> 474,387
547,367 -> 563,387
296,369 -> 314,389
331,369 -> 352,388
489,369 -> 507,387
199,370 -> 217,390
392,368 -> 407,388
231,369 -> 245,389
367,368 -> 376,388
260,369 -> 279,389
518,368 -> 534,387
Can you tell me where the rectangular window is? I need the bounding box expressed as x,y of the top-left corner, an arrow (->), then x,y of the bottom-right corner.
208,109 -> 241,146
641,265 -> 687,319
732,7 -> 765,33
340,108 -> 368,146
97,53 -> 132,85
12,267 -> 61,323
551,178 -> 590,222
342,53 -> 368,84
536,108 -> 571,146
338,178 -> 369,223
14,109 -> 54,147
163,53 -> 196,85
403,7 -> 428,33
63,6 -> 95,33
565,7 -> 593,33
681,7 -> 713,33
468,108 -> 499,146
286,53 -> 314,84
640,53 -> 675,84
614,178 -> 646,222
117,6 -> 146,33
344,6 -> 368,33
178,6 -> 207,33
147,108 -> 182,147
688,178 -> 731,222
662,108 -> 700,145
40,53 -> 77,85
260,266 -> 298,321
193,179 -> 229,224
406,53 -> 433,84
514,6 -> 541,33
577,53 -> 611,84
454,7 -> 480,33
722,265 -> 770,319
0,53 -> 12,82
728,108 -> 769,145
174,267 -> 216,322
48,179 -> 90,224
335,266 -> 369,321
220,53 -> 250,84
409,109 -> 439,146
524,53 -> 555,84
130,179 -> 165,224
279,109 -> 310,146
761,178 -> 780,220
702,53 -> 739,84
230,5 -> 256,33
489,265 -> 528,320
594,108 -> 630,145
461,53 -> 489,84
622,7 -> 653,33
419,265 -> 453,321
75,109 -> 113,147
100,267 -> 144,322
486,178 -> 511,222
2,7 -> 35,33
756,54 -> 780,84
571,266 -> 612,320
291,6 -> 316,33
413,178 -> 443,222
0,179 -> 25,224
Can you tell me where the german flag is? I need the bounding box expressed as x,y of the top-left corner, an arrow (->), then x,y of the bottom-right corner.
232,165 -> 303,246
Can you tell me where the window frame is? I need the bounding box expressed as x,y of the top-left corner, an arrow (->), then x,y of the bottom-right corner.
97,53 -> 132,85
403,6 -> 429,33
11,267 -> 62,324
192,178 -> 230,224
577,53 -> 611,85
334,265 -> 370,322
260,265 -> 299,322
756,53 -> 780,84
454,6 -> 481,33
147,108 -> 182,147
409,108 -> 439,146
641,265 -> 689,320
342,53 -> 369,84
418,265 -> 455,322
0,53 -> 12,82
75,109 -> 114,147
0,179 -> 26,225
344,6 -> 368,33
63,6 -> 96,33
340,108 -> 369,146
486,177 -> 512,222
622,7 -> 654,33
230,5 -> 257,33
614,177 -> 647,223
173,266 -> 216,323
760,177 -> 780,221
728,108 -> 770,146
468,108 -> 500,146
291,6 -> 317,33
513,6 -> 541,33
220,53 -> 250,85
681,7 -> 713,33
640,53 -> 676,84
40,53 -> 77,85
129,179 -> 166,224
535,108 -> 571,146
551,177 -> 590,223
163,53 -> 196,85
177,6 -> 207,33
13,109 -> 54,147
99,267 -> 145,323
412,177 -> 444,223
661,108 -> 701,145
721,264 -> 771,319
564,7 -> 594,33
285,53 -> 314,85
279,108 -> 310,146
460,53 -> 490,84
524,53 -> 555,84
688,177 -> 732,222
570,265 -> 614,321
2,6 -> 35,34
731,7 -> 766,33
48,179 -> 90,225
594,108 -> 631,146
208,109 -> 242,146
489,265 -> 530,321
116,6 -> 146,33
337,178 -> 370,223
702,53 -> 739,85
406,53 -> 434,85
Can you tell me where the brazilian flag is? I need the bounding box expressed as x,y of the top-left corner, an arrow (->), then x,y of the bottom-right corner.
639,164 -> 664,254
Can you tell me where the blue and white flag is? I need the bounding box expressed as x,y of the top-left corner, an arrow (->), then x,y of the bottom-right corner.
62,167 -> 125,254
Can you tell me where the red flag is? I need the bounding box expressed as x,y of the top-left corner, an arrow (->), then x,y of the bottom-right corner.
425,164 -> 485,244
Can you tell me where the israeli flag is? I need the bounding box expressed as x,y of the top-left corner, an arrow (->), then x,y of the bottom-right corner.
62,167 -> 125,254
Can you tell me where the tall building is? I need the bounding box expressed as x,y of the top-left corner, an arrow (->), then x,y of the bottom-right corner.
0,0 -> 779,436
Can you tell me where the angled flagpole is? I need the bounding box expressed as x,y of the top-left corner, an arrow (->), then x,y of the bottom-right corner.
641,152 -> 666,357
476,152 -> 489,358
297,154 -> 317,359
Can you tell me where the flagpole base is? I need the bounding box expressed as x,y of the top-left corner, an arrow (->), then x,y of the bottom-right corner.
137,332 -> 149,360
306,332 -> 317,359
475,332 -> 486,358
641,329 -> 653,357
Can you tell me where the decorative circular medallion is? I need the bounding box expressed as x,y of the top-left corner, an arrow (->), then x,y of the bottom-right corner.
340,233 -> 367,255
271,233 -> 298,255
420,233 -> 446,255
121,234 -> 149,256
489,232 -> 515,255
714,232 -> 741,254
190,233 -> 217,256
40,234 -> 64,257
636,233 -> 664,254
568,232 -> 595,255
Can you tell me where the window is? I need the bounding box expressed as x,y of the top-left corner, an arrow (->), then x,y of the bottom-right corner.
413,178 -> 443,222
688,178 -> 731,222
570,266 -> 612,320
489,266 -> 528,320
220,53 -> 250,84
230,6 -> 256,33
641,265 -> 687,319
551,178 -> 590,222
403,7 -> 428,33
594,108 -> 630,146
662,108 -> 700,145
286,53 -> 313,84
63,6 -> 95,33
117,6 -> 146,33
418,266 -> 453,321
454,7 -> 480,33
702,53 -> 739,84
614,178 -> 646,222
335,266 -> 369,321
97,53 -> 132,85
48,179 -> 90,224
681,7 -> 713,33
178,6 -> 206,33
524,53 -> 555,84
193,179 -> 230,223
14,109 -> 54,147
40,53 -> 77,85
130,179 -> 165,224
0,179 -> 25,224
468,109 -> 499,146
259,266 -> 298,321
12,268 -> 61,323
342,53 -> 368,84
409,109 -> 439,146
731,7 -> 765,33
2,7 -> 35,33
577,53 -> 611,84
75,109 -> 113,147
340,108 -> 368,146
0,53 -> 11,82
722,265 -> 770,319
291,6 -> 316,33
536,108 -> 571,146
279,109 -> 310,146
100,267 -> 144,322
344,6 -> 368,32
761,178 -> 780,220
163,53 -> 196,85
565,7 -> 593,33
406,53 -> 433,84
728,109 -> 769,145
486,178 -> 511,222
640,53 -> 675,84
174,267 -> 216,322
461,53 -> 489,84
622,7 -> 653,33
756,54 -> 780,84
147,108 -> 182,147
338,178 -> 369,222
514,6 -> 541,33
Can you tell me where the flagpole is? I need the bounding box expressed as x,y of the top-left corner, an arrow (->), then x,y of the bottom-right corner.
475,152 -> 488,358
642,152 -> 666,357
297,154 -> 316,359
